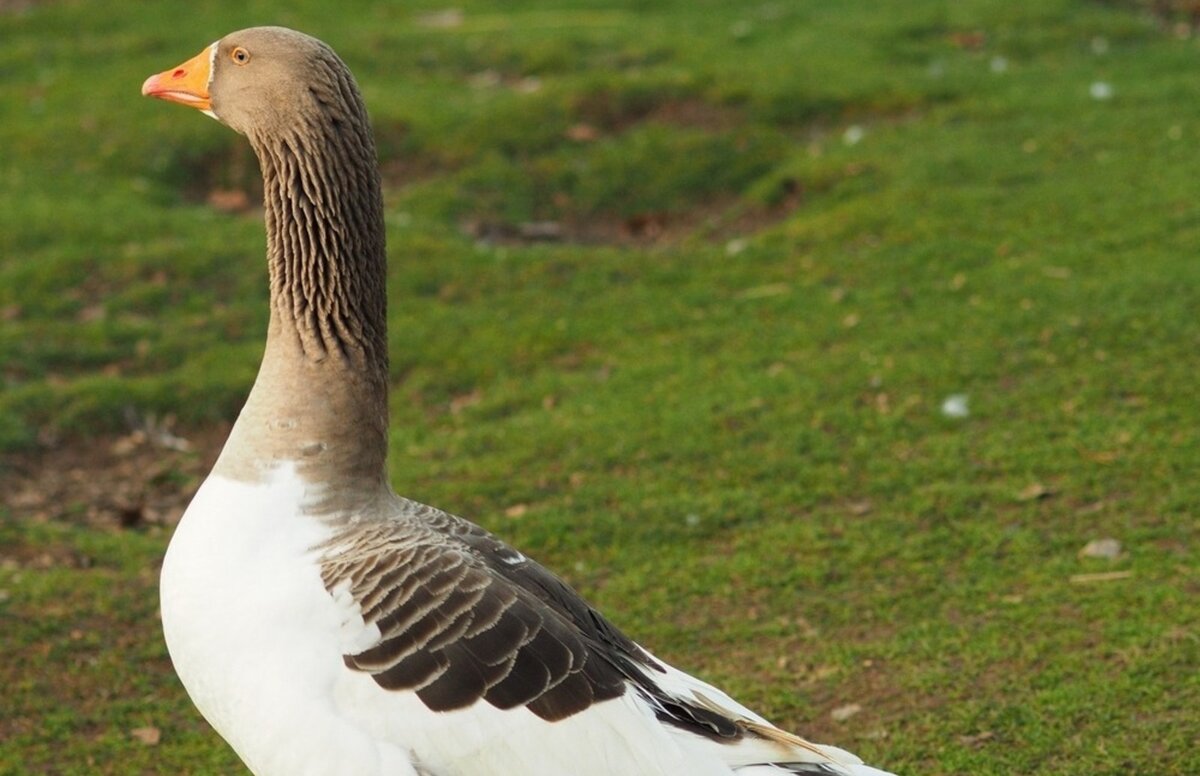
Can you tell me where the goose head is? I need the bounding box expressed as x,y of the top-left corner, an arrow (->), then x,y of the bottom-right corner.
142,26 -> 353,137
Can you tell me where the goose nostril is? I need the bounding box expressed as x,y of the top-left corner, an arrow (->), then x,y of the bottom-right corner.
173,68 -> 186,78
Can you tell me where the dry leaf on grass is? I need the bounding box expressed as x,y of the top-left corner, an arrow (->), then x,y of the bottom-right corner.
565,123 -> 599,142
1070,570 -> 1133,584
1016,482 -> 1054,502
830,703 -> 862,722
959,730 -> 994,748
1079,538 -> 1122,559
847,499 -> 873,516
130,726 -> 161,746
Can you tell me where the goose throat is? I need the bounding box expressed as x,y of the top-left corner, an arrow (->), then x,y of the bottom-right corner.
216,61 -> 391,492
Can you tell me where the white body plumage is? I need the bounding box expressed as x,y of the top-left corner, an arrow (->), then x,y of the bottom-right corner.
162,465 -> 891,776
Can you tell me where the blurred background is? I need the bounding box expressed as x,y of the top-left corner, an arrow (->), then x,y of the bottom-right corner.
1,1 -> 1198,773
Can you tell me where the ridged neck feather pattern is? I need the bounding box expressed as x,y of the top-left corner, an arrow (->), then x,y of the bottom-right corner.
250,61 -> 387,378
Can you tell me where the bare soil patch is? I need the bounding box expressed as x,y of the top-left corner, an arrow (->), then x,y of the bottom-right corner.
460,184 -> 805,248
459,160 -> 809,249
0,0 -> 40,14
568,94 -> 745,136
1,421 -> 226,532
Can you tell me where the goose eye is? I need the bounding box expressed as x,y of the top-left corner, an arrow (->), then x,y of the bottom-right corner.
230,47 -> 250,65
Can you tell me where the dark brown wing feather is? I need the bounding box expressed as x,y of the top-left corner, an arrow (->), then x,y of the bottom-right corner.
322,507 -> 638,721
321,499 -> 742,738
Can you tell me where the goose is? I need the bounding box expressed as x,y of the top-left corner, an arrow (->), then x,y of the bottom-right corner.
141,27 -> 898,776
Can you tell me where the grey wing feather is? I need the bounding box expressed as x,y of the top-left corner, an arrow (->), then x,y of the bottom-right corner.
320,498 -> 745,738
320,504 -> 631,720
316,498 -> 892,776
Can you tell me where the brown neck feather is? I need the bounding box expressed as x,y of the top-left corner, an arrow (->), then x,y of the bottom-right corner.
213,61 -> 389,504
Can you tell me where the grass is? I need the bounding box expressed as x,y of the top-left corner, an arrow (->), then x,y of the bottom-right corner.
2,0 -> 1199,773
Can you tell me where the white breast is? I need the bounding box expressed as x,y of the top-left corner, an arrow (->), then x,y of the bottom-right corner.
160,466 -> 417,776
160,469 -> 731,776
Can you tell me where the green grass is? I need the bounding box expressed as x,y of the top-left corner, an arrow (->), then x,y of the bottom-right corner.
2,0 -> 1199,773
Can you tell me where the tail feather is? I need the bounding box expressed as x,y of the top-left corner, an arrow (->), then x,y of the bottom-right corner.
738,716 -> 860,763
740,766 -> 897,776
691,691 -> 897,776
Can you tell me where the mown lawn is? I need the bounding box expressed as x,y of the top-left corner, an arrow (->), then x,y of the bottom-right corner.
1,1 -> 1198,774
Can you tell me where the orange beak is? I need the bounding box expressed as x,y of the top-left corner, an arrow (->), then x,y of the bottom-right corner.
142,44 -> 214,112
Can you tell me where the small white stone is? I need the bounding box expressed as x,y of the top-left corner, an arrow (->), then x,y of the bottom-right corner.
730,20 -> 753,39
941,394 -> 970,419
1090,81 -> 1113,101
842,125 -> 865,146
989,56 -> 1008,74
417,9 -> 465,29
